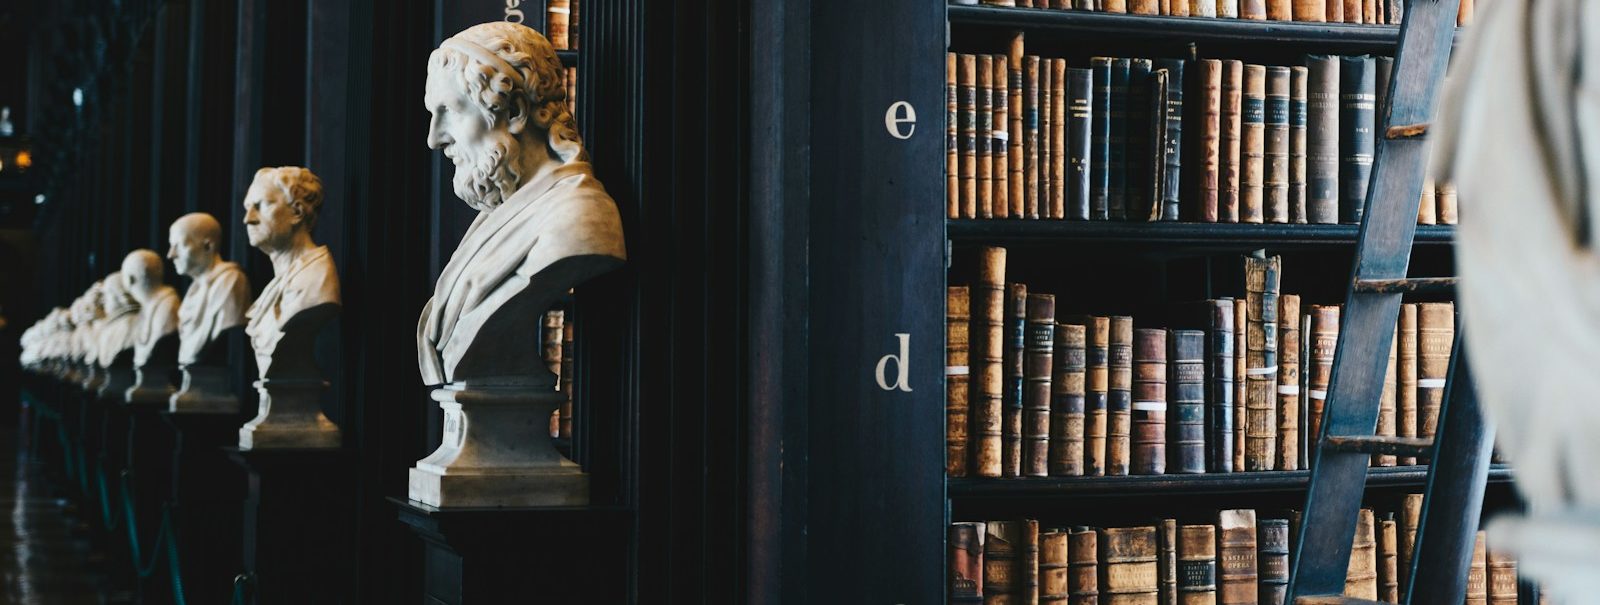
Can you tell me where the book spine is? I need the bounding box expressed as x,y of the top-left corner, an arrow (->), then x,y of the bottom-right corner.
1043,530 -> 1072,604
986,521 -> 1021,603
1191,0 -> 1217,17
1216,0 -> 1239,19
1400,494 -> 1423,589
1004,283 -> 1029,477
1386,0 -> 1402,23
1091,58 -> 1114,221
1241,0 -> 1266,19
1053,323 -> 1088,476
1266,0 -> 1290,19
1417,176 -> 1437,224
1133,328 -> 1168,475
1293,0 -> 1325,20
560,319 -> 575,439
1219,60 -> 1243,223
1307,304 -> 1339,447
1376,323 -> 1398,467
948,286 -> 972,477
1345,509 -> 1378,599
1207,299 -> 1236,473
1276,294 -> 1301,472
1147,67 -> 1168,222
1299,313 -> 1311,469
1010,35 -> 1026,217
1052,59 -> 1069,220
980,57 -> 994,219
1197,60 -> 1222,223
1128,60 -> 1154,221
1245,254 -> 1280,471
1106,0 -> 1128,12
1378,516 -> 1400,603
1417,302 -> 1453,449
1069,68 -> 1094,221
1487,547 -> 1517,605
952,522 -> 987,602
1339,55 -> 1376,224
1070,528 -> 1100,605
1241,65 -> 1266,224
1026,56 -> 1042,220
1217,509 -> 1258,605
973,247 -> 1007,478
1172,0 -> 1190,18
1132,0 -> 1159,14
1325,0 -> 1342,21
1374,56 -> 1393,160
1159,519 -> 1179,605
1041,61 -> 1055,219
1110,59 -> 1132,220
1364,0 -> 1377,24
1265,67 -> 1290,224
961,54 -> 978,219
547,0 -> 571,48
1157,59 -> 1185,222
1438,181 -> 1458,224
1086,316 -> 1111,476
1178,525 -> 1217,605
1342,0 -> 1359,22
1397,303 -> 1418,465
1024,521 -> 1043,605
995,55 -> 1012,219
1102,526 -> 1160,603
1232,299 -> 1247,471
1169,330 -> 1206,474
1257,519 -> 1289,605
949,53 -> 960,219
1306,55 -> 1340,224
1025,294 -> 1057,477
1288,67 -> 1308,224
1108,316 -> 1135,476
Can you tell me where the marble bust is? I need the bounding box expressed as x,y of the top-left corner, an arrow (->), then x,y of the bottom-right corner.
94,271 -> 142,397
67,283 -> 103,384
410,22 -> 625,507
171,212 -> 251,366
121,249 -> 181,403
239,166 -> 342,448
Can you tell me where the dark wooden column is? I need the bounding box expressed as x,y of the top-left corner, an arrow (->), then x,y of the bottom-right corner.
147,0 -> 190,248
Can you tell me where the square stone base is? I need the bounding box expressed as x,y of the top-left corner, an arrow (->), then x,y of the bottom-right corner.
239,424 -> 341,450
408,467 -> 590,508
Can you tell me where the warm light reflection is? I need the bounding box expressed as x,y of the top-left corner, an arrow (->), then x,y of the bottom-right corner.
13,150 -> 29,171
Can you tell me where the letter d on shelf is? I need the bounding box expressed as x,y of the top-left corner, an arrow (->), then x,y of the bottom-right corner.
875,333 -> 912,392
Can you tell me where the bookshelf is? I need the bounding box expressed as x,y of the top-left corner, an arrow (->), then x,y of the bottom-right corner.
950,220 -> 1457,248
949,5 -> 1433,50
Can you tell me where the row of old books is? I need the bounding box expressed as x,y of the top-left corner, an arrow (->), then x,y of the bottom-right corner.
950,499 -> 1530,604
944,45 -> 1460,226
542,309 -> 577,440
949,0 -> 1475,26
547,0 -> 580,50
946,245 -> 1457,478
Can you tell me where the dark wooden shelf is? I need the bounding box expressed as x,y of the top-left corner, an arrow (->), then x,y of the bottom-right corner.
949,464 -> 1514,499
948,219 -> 1455,249
947,4 -> 1429,51
558,50 -> 578,67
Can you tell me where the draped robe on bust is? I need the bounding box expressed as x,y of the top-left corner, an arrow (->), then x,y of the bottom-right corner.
417,160 -> 626,386
131,286 -> 180,367
246,246 -> 341,375
178,261 -> 251,365
95,305 -> 140,368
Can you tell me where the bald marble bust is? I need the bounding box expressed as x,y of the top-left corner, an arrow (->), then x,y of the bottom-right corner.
170,212 -> 251,365
243,166 -> 341,377
122,250 -> 180,368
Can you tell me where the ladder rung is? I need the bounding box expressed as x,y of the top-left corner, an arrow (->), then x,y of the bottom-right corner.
1385,123 -> 1429,139
1323,435 -> 1435,457
1351,277 -> 1458,294
1297,597 -> 1388,605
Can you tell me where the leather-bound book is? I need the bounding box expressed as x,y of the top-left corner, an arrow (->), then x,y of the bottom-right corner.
1196,60 -> 1223,222
1375,325 -> 1398,467
1109,316 -> 1135,476
1264,67 -> 1290,223
1085,316 -> 1111,476
1293,0 -> 1324,21
1385,0 -> 1402,23
1169,330 -> 1206,474
1400,493 -> 1423,587
1091,58 -> 1114,221
1109,59 -> 1132,220
1190,0 -> 1216,16
1206,299 -> 1236,473
987,520 -> 1040,604
1341,0 -> 1359,22
1374,56 -> 1393,153
1156,59 -> 1185,222
1128,60 -> 1154,221
1288,67 -> 1308,224
1299,314 -> 1311,468
953,522 -> 987,602
1465,531 -> 1487,605
1052,59 -> 1069,220
1106,0 -> 1128,12
1053,323 -> 1088,476
1179,525 -> 1217,605
1068,68 -> 1094,221
1025,56 -> 1042,220
1102,526 -> 1160,605
548,0 -> 571,48
1071,528 -> 1100,605
560,318 -> 575,439
1240,0 -> 1266,19
1216,0 -> 1239,18
1257,519 -> 1289,605
1266,0 -> 1289,19
1307,305 -> 1339,446
1416,302 -> 1453,448
972,247 -> 1008,478
1132,0 -> 1159,14
980,56 -> 994,218
1487,547 -> 1517,605
1133,328 -> 1168,475
1378,516 -> 1399,603
1146,67 -> 1167,217
1345,509 -> 1378,598
1171,0 -> 1190,18
1276,295 -> 1301,472
961,54 -> 979,219
1233,299 -> 1247,471
995,55 -> 1012,219
1026,523 -> 1044,605
1305,55 -> 1340,224
1437,181 -> 1458,224
1219,60 -> 1244,222
1217,509 -> 1258,605
1159,519 -> 1179,605
1026,294 -> 1057,477
1044,530 -> 1072,603
1240,65 -> 1267,224
1004,284 -> 1029,477
1417,176 -> 1437,225
949,286 -> 973,477
1041,62 -> 1055,219
1339,55 -> 1375,224
1324,0 -> 1341,21
1245,254 -> 1281,471
1010,35 -> 1026,217
1397,303 -> 1419,465
949,53 -> 960,219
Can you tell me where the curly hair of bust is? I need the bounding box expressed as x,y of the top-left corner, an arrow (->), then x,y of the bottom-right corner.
427,22 -> 585,165
253,167 -> 325,230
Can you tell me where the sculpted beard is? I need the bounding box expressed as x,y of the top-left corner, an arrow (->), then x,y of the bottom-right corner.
453,127 -> 524,212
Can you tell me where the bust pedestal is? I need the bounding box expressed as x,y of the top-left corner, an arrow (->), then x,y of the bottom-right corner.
228,447 -> 354,603
239,378 -> 340,449
161,411 -> 247,603
407,384 -> 587,507
98,361 -> 135,400
170,364 -> 242,413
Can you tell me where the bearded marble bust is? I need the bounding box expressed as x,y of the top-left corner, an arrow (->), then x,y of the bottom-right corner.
418,21 -> 625,386
170,212 -> 251,365
95,272 -> 141,368
242,167 -> 341,378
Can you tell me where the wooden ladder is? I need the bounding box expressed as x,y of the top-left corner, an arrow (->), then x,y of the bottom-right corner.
1284,1 -> 1496,604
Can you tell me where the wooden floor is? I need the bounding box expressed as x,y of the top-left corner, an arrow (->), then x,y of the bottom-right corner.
0,419 -> 127,604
